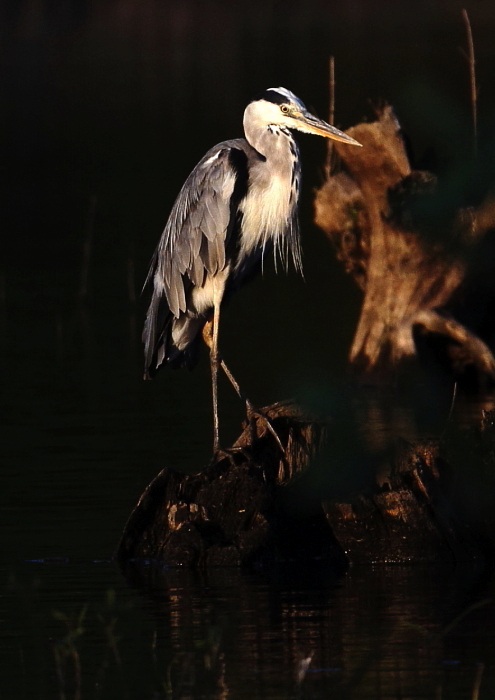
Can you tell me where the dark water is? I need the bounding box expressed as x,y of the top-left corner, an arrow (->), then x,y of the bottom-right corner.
3,0 -> 495,697
2,560 -> 494,699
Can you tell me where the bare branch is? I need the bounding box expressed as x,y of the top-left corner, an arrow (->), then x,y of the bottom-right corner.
461,8 -> 477,154
325,56 -> 336,176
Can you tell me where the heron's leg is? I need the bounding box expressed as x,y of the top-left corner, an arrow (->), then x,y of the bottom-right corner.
202,319 -> 285,454
209,303 -> 221,454
204,308 -> 248,462
218,361 -> 285,449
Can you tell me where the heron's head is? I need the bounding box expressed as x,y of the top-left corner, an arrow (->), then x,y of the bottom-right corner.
244,87 -> 361,147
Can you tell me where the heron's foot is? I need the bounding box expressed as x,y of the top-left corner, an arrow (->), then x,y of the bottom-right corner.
211,445 -> 252,468
245,401 -> 286,454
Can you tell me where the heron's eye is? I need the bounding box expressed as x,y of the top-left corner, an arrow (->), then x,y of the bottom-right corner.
280,105 -> 290,114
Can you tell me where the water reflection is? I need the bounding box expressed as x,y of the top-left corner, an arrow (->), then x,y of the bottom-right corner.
1,558 -> 493,699
118,562 -> 491,699
354,385 -> 495,453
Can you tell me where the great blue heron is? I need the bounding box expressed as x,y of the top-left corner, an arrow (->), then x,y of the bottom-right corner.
143,87 -> 361,453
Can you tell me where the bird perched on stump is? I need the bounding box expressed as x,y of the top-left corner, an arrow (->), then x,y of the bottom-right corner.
143,87 -> 361,453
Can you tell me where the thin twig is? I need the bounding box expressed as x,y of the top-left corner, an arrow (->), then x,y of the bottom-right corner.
53,645 -> 66,700
447,381 -> 458,423
470,662 -> 484,700
72,648 -> 82,700
328,55 -> 335,126
296,651 -> 314,685
325,55 -> 335,176
441,381 -> 457,438
440,598 -> 491,638
461,9 -> 477,155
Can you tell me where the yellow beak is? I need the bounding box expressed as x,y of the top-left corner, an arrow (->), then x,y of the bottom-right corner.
296,111 -> 361,146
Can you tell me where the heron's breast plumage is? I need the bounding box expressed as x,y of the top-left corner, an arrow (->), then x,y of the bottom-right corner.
239,173 -> 293,253
237,128 -> 301,269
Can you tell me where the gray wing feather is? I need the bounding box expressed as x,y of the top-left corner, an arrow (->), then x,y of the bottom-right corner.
150,142 -> 240,318
189,251 -> 206,287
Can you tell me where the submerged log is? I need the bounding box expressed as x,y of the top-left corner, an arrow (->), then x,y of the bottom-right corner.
117,402 -> 485,569
314,105 -> 495,383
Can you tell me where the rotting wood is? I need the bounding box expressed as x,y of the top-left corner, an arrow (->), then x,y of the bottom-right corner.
117,401 -> 343,568
117,401 -> 487,570
323,438 -> 481,565
314,105 -> 495,384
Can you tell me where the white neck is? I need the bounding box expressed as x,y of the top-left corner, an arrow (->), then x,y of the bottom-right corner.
243,101 -> 290,157
238,103 -> 301,270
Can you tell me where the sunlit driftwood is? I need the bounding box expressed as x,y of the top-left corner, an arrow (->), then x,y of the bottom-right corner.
314,105 -> 495,382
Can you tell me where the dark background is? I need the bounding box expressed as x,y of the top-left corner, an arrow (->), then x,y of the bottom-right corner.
2,0 -> 495,569
2,2 -> 495,697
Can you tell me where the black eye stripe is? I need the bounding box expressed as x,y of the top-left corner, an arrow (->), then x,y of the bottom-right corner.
253,89 -> 288,105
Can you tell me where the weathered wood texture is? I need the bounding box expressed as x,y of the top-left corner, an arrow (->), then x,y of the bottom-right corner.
118,402 -> 484,568
325,439 -> 478,565
117,401 -> 343,568
314,105 -> 495,382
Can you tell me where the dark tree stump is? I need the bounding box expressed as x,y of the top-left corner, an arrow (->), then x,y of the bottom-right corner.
117,401 -> 486,569
314,105 -> 495,383
324,439 -> 481,565
117,401 -> 344,568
